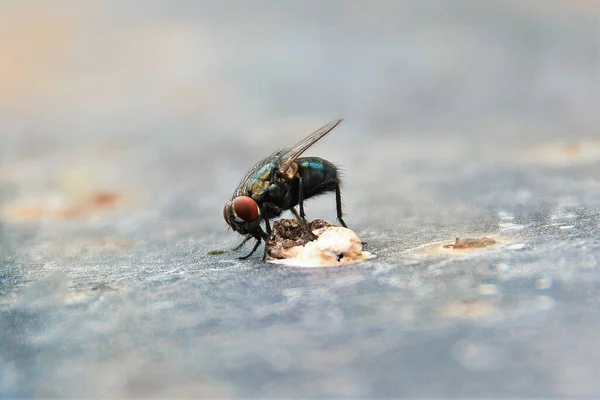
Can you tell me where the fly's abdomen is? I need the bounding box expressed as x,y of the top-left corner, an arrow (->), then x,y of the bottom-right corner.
296,157 -> 339,199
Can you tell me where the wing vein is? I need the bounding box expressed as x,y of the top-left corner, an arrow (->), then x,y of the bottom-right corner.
279,118 -> 344,174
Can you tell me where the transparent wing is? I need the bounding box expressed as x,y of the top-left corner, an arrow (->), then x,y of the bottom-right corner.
233,150 -> 280,198
279,118 -> 344,174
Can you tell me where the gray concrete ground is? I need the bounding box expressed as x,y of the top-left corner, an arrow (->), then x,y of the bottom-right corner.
1,1 -> 599,397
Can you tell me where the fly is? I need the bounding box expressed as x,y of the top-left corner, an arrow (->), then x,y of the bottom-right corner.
223,118 -> 349,260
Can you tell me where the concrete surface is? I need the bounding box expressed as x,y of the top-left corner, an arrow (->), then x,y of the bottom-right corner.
1,1 -> 599,397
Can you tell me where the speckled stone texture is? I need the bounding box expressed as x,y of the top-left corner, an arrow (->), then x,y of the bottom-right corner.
1,1 -> 599,398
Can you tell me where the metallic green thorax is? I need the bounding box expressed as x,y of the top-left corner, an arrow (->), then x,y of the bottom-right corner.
244,162 -> 276,197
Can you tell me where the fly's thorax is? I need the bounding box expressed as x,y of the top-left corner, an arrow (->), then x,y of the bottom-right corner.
245,180 -> 271,197
241,162 -> 277,198
254,162 -> 276,181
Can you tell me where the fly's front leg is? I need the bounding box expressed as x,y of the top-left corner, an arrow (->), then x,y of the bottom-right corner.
335,181 -> 348,228
238,223 -> 269,260
238,238 -> 262,260
232,234 -> 253,251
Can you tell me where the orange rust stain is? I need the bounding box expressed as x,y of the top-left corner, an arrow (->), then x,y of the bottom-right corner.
90,191 -> 119,208
59,191 -> 121,218
8,205 -> 47,220
443,237 -> 497,250
563,143 -> 582,155
5,191 -> 121,221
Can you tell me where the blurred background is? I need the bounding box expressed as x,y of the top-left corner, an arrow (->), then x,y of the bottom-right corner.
1,0 -> 599,398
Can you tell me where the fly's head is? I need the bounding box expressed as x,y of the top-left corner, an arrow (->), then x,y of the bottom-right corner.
223,196 -> 262,236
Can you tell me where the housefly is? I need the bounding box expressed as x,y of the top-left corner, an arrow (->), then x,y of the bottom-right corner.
223,118 -> 348,260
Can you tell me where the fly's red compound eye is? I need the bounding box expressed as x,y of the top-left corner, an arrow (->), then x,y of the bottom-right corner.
232,196 -> 260,222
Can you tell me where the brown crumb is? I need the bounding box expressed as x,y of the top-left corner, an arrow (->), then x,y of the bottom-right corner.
265,218 -> 373,267
443,237 -> 496,249
267,219 -> 334,259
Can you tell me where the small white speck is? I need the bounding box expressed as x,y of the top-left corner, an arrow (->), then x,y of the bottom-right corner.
535,277 -> 553,290
498,223 -> 526,231
477,284 -> 499,296
551,213 -> 578,220
559,225 -> 574,230
506,243 -> 526,250
498,212 -> 514,220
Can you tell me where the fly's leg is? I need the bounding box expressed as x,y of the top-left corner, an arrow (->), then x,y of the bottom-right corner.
297,176 -> 307,224
290,207 -> 301,221
238,238 -> 262,260
263,215 -> 272,237
297,176 -> 316,239
238,221 -> 269,261
260,211 -> 274,261
232,234 -> 253,251
335,182 -> 348,228
335,181 -> 366,246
